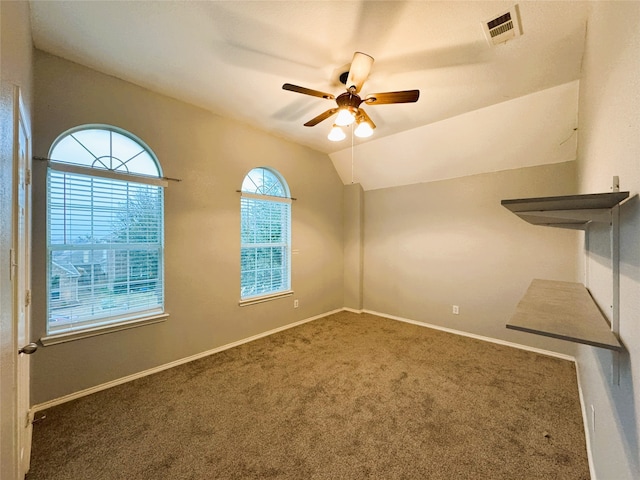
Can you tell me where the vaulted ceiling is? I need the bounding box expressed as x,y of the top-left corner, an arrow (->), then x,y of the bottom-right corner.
29,1 -> 589,190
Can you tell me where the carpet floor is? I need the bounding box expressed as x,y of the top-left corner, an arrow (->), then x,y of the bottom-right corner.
27,311 -> 590,479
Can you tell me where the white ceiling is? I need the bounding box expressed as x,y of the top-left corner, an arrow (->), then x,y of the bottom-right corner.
29,1 -> 589,190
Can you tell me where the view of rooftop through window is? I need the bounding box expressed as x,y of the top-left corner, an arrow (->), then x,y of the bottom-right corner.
47,126 -> 165,335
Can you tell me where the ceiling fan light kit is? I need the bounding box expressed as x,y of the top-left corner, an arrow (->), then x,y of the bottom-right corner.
335,107 -> 356,126
328,115 -> 374,141
282,51 -> 420,142
328,124 -> 347,142
354,119 -> 374,138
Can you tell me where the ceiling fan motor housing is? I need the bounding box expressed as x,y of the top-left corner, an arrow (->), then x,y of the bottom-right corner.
336,92 -> 363,110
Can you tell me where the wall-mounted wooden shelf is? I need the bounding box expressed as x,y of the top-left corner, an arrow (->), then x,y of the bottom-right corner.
502,189 -> 628,359
507,279 -> 622,351
501,192 -> 629,229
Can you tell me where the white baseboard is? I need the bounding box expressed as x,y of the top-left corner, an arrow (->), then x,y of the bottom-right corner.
31,308 -> 343,413
32,307 -> 579,424
342,307 -> 363,314
355,308 -> 595,476
31,305 -> 593,476
574,361 -> 597,480
361,308 -> 576,362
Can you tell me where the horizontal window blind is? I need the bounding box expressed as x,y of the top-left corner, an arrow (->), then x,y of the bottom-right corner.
47,169 -> 164,334
240,196 -> 291,299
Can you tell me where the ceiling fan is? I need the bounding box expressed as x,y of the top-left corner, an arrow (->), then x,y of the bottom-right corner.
282,52 -> 420,140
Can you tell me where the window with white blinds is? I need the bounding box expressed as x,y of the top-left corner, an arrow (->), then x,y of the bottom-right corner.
240,168 -> 291,302
46,126 -> 165,335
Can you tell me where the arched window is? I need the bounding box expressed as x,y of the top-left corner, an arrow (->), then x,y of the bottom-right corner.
240,167 -> 292,303
45,125 -> 166,338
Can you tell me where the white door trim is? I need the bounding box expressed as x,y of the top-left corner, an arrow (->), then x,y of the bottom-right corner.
13,84 -> 33,478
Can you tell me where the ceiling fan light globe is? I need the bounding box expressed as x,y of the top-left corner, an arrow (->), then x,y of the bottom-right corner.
328,125 -> 346,141
354,121 -> 374,138
335,108 -> 356,126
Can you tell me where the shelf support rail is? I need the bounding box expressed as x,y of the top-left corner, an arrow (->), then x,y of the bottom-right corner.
611,176 -> 621,385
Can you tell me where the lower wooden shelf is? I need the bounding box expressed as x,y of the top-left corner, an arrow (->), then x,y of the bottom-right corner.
507,279 -> 622,351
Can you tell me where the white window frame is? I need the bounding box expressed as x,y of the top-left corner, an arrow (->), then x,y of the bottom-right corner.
239,168 -> 292,306
42,125 -> 167,345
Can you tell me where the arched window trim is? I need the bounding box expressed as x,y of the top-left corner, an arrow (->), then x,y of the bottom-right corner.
50,124 -> 163,176
241,167 -> 290,198
239,167 -> 293,306
41,124 -> 167,345
47,125 -> 167,188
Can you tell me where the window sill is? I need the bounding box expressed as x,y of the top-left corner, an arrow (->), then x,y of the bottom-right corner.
239,290 -> 293,307
40,313 -> 169,346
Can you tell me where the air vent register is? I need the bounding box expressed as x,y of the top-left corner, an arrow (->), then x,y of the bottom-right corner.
483,4 -> 523,46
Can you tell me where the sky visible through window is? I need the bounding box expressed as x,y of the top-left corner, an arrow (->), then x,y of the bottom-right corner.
49,128 -> 161,244
240,167 -> 290,300
47,127 -> 164,333
48,174 -> 161,246
52,128 -> 159,175
241,168 -> 287,197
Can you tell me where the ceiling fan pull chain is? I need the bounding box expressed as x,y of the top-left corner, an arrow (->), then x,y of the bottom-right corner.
351,125 -> 355,184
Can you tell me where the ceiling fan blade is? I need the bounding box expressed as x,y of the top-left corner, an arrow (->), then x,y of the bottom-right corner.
346,52 -> 374,93
358,108 -> 376,130
283,83 -> 335,100
304,108 -> 339,127
364,90 -> 420,105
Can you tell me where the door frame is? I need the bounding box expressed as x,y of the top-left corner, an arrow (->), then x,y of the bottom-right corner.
14,84 -> 32,478
0,82 -> 31,480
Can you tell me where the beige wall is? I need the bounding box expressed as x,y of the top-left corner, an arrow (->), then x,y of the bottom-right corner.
31,50 -> 344,405
575,2 -> 640,478
363,161 -> 579,354
25,6 -> 640,477
0,1 -> 33,478
343,183 -> 364,310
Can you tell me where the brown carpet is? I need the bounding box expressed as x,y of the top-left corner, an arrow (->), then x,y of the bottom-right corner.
27,311 -> 590,479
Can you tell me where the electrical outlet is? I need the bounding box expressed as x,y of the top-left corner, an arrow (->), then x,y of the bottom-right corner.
294,299 -> 299,308
452,305 -> 459,315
